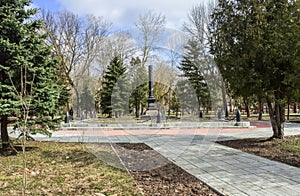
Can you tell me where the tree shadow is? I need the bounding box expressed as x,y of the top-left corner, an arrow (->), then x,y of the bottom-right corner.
0,145 -> 38,156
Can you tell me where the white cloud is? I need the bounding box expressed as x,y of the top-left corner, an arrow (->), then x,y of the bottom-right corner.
57,0 -> 210,30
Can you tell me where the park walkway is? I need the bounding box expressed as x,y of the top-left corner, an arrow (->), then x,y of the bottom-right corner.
15,121 -> 300,196
145,129 -> 300,196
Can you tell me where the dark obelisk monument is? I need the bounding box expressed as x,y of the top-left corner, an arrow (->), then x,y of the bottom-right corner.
147,65 -> 156,110
142,65 -> 159,119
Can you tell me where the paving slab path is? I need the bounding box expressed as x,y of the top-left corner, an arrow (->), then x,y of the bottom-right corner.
145,134 -> 300,196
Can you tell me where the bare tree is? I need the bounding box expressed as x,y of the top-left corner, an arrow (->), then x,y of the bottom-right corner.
96,31 -> 137,79
182,2 -> 226,116
153,60 -> 178,114
40,10 -> 111,115
183,0 -> 217,47
135,10 -> 166,67
107,31 -> 137,61
166,31 -> 187,67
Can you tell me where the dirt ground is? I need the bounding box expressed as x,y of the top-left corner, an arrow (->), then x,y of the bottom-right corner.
217,135 -> 300,168
116,143 -> 220,196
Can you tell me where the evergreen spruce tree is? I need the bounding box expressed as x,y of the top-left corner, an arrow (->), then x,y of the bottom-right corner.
0,0 -> 66,148
100,55 -> 126,117
129,57 -> 148,117
112,74 -> 130,118
175,80 -> 198,115
178,39 -> 210,111
79,85 -> 95,113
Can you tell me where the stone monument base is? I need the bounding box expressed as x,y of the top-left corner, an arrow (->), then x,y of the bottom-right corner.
140,109 -> 159,120
145,109 -> 158,116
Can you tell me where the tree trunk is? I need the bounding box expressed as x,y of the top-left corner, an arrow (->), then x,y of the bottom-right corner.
221,81 -> 228,118
1,116 -> 9,149
135,96 -> 140,118
287,99 -> 290,121
74,87 -> 80,117
244,98 -> 250,118
168,88 -> 171,116
258,98 -> 263,120
267,98 -> 284,139
279,104 -> 285,138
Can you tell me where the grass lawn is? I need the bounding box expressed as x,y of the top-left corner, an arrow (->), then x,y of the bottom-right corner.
0,141 -> 142,195
280,136 -> 300,153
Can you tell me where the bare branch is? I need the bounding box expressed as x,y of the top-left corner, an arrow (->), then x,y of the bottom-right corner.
135,10 -> 166,66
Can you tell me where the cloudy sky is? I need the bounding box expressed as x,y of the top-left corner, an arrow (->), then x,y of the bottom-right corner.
32,0 -> 210,30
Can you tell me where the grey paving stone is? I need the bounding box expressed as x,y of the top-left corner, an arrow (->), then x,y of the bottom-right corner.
278,180 -> 300,186
197,173 -> 218,180
231,192 -> 250,196
218,186 -> 247,196
269,186 -> 300,196
223,158 -> 241,165
209,160 -> 234,167
284,185 -> 300,194
246,189 -> 276,196
188,168 -> 208,175
208,170 -> 232,179
241,167 -> 267,174
291,176 -> 300,183
200,166 -> 225,173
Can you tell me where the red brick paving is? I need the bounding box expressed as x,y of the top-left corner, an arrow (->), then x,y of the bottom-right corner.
56,121 -> 271,136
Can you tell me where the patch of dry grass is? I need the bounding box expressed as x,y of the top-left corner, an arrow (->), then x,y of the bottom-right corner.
0,141 -> 142,195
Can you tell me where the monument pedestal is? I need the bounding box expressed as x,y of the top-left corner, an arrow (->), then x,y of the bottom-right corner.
145,109 -> 158,116
141,102 -> 159,120
141,109 -> 159,120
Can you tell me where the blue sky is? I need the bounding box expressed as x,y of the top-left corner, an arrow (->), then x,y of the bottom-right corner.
32,0 -> 211,30
32,0 -> 63,12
